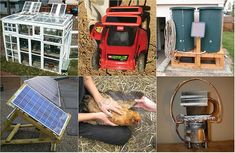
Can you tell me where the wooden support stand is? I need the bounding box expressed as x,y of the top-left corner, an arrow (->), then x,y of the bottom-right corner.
171,38 -> 224,69
0,109 -> 66,152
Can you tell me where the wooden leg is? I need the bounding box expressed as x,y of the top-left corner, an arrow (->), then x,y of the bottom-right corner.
51,143 -> 57,152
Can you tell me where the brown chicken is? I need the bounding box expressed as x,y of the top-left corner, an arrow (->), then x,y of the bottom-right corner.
84,94 -> 142,126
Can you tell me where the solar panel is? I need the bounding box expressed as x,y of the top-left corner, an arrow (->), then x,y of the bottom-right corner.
24,76 -> 61,107
10,84 -> 69,136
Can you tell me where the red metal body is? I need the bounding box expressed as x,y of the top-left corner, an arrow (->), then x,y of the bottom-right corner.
90,6 -> 148,70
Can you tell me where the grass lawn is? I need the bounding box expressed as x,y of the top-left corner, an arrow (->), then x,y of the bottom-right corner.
0,56 -> 78,76
223,31 -> 234,61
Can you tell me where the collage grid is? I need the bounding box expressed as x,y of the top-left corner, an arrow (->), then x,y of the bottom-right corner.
0,0 -> 234,152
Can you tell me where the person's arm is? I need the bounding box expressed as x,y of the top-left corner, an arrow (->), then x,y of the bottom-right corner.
84,76 -> 103,103
78,112 -> 117,126
83,76 -> 122,116
134,96 -> 156,112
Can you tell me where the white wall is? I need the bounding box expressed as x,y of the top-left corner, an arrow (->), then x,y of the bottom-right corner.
156,0 -> 225,20
157,77 -> 234,143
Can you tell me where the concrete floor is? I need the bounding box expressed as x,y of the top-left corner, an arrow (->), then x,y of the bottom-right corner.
0,77 -> 78,152
157,50 -> 234,76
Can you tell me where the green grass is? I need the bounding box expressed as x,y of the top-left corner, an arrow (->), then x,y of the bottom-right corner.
223,31 -> 234,61
68,59 -> 78,75
0,56 -> 78,76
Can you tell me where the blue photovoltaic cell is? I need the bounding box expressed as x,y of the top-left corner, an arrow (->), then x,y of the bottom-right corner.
12,85 -> 68,135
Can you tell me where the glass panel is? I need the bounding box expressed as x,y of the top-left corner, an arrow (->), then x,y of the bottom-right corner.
34,26 -> 40,35
13,51 -> 19,61
12,37 -> 17,43
44,28 -> 63,36
51,4 -> 58,14
5,35 -> 10,42
70,48 -> 78,58
19,24 -> 33,35
22,1 -> 32,12
20,38 -> 28,52
32,55 -> 41,68
44,44 -> 60,58
7,49 -> 12,56
12,44 -> 17,50
31,40 -> 41,55
21,52 -> 29,65
6,43 -> 11,49
44,35 -> 62,43
59,4 -> 66,16
44,58 -> 59,72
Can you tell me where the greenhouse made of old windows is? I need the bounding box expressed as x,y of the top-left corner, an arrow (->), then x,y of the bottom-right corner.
1,1 -> 73,74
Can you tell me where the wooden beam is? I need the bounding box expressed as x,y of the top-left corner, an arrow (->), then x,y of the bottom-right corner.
6,124 -> 20,142
10,124 -> 34,128
1,137 -> 53,145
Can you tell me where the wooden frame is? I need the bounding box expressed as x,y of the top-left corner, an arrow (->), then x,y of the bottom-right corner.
171,38 -> 224,69
0,108 -> 71,151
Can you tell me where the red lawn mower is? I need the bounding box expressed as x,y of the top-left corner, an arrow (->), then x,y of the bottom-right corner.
90,6 -> 149,72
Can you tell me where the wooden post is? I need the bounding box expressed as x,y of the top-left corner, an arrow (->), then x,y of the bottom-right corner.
195,37 -> 201,67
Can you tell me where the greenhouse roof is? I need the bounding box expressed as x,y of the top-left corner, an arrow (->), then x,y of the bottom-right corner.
1,2 -> 73,26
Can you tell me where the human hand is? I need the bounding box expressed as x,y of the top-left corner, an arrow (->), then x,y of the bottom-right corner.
97,97 -> 122,117
96,112 -> 117,126
134,96 -> 156,112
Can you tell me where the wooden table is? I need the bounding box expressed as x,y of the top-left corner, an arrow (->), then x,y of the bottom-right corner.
157,140 -> 234,152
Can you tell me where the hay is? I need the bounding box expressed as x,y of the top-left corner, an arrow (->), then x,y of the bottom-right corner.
79,76 -> 157,152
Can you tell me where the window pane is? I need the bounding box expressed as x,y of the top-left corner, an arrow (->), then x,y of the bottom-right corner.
19,24 -> 33,35
35,26 -> 40,35
5,35 -> 10,42
21,52 -> 29,65
44,28 -> 63,36
44,35 -> 62,43
31,40 -> 41,54
32,55 -> 41,68
6,43 -> 11,49
44,44 -> 60,58
20,38 -> 28,52
44,58 -> 59,72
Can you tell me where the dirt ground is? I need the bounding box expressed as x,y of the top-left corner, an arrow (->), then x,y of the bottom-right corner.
79,76 -> 157,152
78,0 -> 156,75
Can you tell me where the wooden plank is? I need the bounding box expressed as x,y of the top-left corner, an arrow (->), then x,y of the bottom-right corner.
10,124 -> 34,128
171,47 -> 224,69
51,143 -> 57,152
195,38 -> 201,67
6,124 -> 21,142
0,109 -> 18,136
1,137 -> 53,145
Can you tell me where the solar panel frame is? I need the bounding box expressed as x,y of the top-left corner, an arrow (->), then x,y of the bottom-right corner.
9,84 -> 70,136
